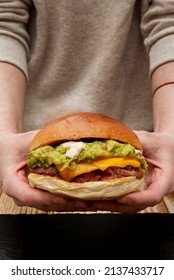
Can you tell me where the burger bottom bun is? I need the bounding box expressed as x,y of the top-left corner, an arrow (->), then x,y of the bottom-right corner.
28,173 -> 145,200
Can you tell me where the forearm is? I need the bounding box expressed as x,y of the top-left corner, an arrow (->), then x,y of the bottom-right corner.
151,62 -> 174,133
0,62 -> 26,133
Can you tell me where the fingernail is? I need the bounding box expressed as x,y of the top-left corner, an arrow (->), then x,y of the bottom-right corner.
117,198 -> 131,205
75,201 -> 87,208
53,196 -> 66,204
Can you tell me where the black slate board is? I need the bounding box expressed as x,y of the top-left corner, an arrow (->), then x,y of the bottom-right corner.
0,213 -> 174,260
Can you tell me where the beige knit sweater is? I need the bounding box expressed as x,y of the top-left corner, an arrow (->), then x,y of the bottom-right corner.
1,0 -> 174,131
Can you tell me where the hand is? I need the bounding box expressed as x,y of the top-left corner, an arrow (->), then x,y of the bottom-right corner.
92,131 -> 174,213
0,131 -> 92,212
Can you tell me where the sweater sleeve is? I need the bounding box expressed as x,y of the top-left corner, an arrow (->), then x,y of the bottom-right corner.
0,0 -> 32,79
141,0 -> 174,76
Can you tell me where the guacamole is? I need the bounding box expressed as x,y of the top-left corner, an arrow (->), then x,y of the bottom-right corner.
27,139 -> 147,171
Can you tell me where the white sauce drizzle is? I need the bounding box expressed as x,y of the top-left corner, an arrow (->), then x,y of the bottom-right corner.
135,149 -> 142,156
62,141 -> 86,158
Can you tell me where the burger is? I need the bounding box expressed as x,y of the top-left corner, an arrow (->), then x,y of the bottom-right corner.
26,112 -> 148,200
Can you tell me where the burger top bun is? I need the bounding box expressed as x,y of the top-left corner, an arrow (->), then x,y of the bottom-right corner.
29,112 -> 142,151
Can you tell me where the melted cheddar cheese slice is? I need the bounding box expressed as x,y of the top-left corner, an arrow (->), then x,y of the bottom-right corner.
57,157 -> 140,181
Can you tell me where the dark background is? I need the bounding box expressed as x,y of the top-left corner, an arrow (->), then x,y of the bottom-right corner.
0,213 -> 174,260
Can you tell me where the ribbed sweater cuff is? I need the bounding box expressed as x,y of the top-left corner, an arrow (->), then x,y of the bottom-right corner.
149,34 -> 174,77
0,35 -> 28,80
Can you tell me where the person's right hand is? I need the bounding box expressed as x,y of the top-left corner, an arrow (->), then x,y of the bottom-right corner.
0,131 -> 92,212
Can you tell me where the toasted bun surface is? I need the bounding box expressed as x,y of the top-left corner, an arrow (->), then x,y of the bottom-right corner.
28,173 -> 145,200
30,112 -> 142,151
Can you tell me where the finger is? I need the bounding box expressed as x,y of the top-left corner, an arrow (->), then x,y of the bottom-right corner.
14,196 -> 92,212
7,179 -> 91,212
117,175 -> 170,208
92,200 -> 142,214
4,171 -> 57,207
4,168 -> 91,212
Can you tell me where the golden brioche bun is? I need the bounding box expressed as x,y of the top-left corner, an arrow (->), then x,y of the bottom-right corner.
29,112 -> 142,151
28,173 -> 145,200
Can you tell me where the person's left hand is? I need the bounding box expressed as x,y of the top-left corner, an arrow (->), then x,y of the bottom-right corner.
1,131 -> 93,212
92,131 -> 174,213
